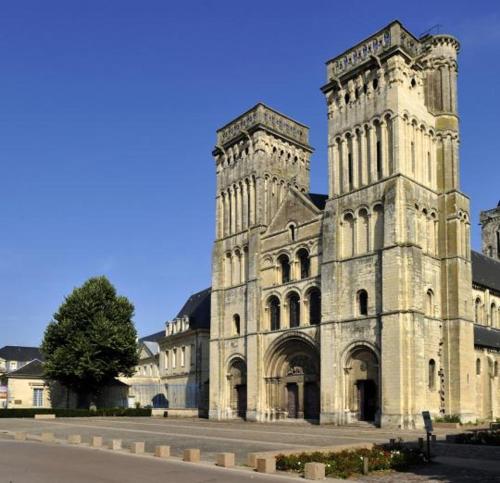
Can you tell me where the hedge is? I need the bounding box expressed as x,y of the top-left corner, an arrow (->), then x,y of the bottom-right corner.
0,408 -> 152,418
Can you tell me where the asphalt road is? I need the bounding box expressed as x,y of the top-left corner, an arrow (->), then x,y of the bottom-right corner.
0,440 -> 302,483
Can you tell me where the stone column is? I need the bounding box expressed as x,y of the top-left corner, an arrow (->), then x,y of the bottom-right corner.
381,120 -> 389,178
224,190 -> 230,236
218,194 -> 224,239
341,138 -> 349,193
298,381 -> 304,419
236,184 -> 242,232
249,177 -> 256,226
351,132 -> 359,189
242,181 -> 248,230
230,187 -> 236,234
368,126 -> 377,183
332,142 -> 340,195
360,128 -> 368,186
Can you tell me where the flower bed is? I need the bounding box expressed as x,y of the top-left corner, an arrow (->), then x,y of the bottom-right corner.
276,445 -> 426,479
453,429 -> 500,446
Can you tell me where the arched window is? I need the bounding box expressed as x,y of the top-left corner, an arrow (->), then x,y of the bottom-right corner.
357,209 -> 369,253
268,296 -> 281,331
428,359 -> 436,390
224,252 -> 232,287
297,248 -> 310,279
373,204 -> 384,250
490,303 -> 497,327
233,314 -> 240,335
289,224 -> 296,241
288,292 -> 301,328
358,290 -> 368,316
343,213 -> 355,257
474,298 -> 482,324
426,289 -> 434,317
309,289 -> 321,325
476,358 -> 481,375
278,255 -> 290,284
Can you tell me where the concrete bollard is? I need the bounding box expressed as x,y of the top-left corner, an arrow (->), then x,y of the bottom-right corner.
256,457 -> 276,474
14,432 -> 27,441
155,445 -> 170,458
91,436 -> 103,448
110,439 -> 122,450
418,437 -> 424,449
130,442 -> 145,454
431,434 -> 437,442
247,453 -> 259,468
216,452 -> 235,468
304,462 -> 326,480
362,457 -> 369,475
183,448 -> 200,463
41,432 -> 55,443
68,434 -> 82,444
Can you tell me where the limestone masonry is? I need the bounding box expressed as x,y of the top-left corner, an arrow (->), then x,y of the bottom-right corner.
208,21 -> 500,428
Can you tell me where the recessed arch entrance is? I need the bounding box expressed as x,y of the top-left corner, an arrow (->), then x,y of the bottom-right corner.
265,335 -> 320,421
344,346 -> 379,423
227,357 -> 247,419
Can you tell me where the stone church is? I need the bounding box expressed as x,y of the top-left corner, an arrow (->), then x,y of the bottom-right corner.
208,21 -> 500,428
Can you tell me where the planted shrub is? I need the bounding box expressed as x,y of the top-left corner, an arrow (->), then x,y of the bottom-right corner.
276,445 -> 426,479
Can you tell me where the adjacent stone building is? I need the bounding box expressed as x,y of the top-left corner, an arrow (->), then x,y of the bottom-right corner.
209,21 -> 500,428
122,288 -> 211,415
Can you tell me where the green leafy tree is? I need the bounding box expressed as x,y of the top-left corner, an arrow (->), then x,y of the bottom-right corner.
42,276 -> 138,408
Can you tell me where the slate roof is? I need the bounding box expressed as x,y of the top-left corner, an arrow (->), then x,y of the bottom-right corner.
142,340 -> 159,356
471,251 -> 500,293
0,346 -> 43,362
6,359 -> 44,378
307,193 -> 328,211
175,287 -> 211,330
139,331 -> 164,343
474,325 -> 500,350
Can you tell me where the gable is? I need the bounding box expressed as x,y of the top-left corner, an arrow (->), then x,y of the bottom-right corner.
265,188 -> 321,236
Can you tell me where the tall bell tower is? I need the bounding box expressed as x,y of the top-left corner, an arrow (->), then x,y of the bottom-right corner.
209,103 -> 313,420
320,21 -> 475,427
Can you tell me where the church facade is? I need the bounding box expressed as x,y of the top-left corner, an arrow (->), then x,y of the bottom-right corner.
209,21 -> 500,428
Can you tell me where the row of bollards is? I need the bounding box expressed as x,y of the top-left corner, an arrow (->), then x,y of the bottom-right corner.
11,431 -> 339,480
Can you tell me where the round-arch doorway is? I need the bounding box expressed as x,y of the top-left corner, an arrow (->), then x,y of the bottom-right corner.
345,346 -> 379,423
265,337 -> 320,421
228,358 -> 247,419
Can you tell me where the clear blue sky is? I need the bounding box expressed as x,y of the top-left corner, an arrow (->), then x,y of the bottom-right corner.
1,1 -> 499,346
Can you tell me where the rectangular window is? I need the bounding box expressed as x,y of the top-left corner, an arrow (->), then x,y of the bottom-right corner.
181,347 -> 185,367
9,361 -> 17,371
33,388 -> 43,407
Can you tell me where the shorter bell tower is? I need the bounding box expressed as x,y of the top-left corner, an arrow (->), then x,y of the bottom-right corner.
480,202 -> 500,260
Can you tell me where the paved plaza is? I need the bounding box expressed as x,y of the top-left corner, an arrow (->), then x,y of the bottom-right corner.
0,416 -> 439,464
1,417 -> 499,482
